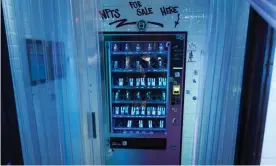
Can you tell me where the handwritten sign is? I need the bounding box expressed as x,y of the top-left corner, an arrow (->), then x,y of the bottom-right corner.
129,1 -> 142,8
99,9 -> 121,19
129,1 -> 154,16
98,2 -> 181,29
160,6 -> 179,16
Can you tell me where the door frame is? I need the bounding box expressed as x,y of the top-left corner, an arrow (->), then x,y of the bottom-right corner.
235,7 -> 275,165
1,7 -> 24,165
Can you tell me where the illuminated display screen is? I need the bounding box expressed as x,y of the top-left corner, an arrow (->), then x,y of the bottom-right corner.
107,41 -> 171,134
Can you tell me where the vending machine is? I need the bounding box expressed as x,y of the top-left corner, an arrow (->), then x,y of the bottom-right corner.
99,32 -> 187,165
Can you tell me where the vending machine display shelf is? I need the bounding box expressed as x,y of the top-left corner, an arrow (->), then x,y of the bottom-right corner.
112,86 -> 166,89
113,115 -> 166,119
111,51 -> 168,55
112,69 -> 167,73
112,100 -> 166,104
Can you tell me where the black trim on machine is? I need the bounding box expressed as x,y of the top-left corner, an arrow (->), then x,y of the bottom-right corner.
110,137 -> 167,150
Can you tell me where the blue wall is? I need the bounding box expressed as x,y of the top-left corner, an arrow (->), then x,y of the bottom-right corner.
2,0 -> 85,164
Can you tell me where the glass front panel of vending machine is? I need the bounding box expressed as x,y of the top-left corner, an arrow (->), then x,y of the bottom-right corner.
100,32 -> 187,165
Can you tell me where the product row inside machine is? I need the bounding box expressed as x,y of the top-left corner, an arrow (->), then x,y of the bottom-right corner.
111,42 -> 169,52
111,55 -> 168,69
112,104 -> 167,116
112,89 -> 167,101
113,118 -> 166,129
112,76 -> 167,87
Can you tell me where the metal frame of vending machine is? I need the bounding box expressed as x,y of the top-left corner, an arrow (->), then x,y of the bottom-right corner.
99,32 -> 187,165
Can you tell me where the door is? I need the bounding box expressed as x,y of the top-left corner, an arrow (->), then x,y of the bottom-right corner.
2,0 -> 99,164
